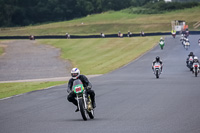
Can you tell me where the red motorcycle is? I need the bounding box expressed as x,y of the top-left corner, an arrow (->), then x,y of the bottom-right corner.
193,63 -> 200,77
172,32 -> 176,38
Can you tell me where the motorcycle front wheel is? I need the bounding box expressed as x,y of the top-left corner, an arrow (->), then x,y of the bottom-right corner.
79,99 -> 87,121
156,70 -> 159,78
195,68 -> 198,77
87,110 -> 94,119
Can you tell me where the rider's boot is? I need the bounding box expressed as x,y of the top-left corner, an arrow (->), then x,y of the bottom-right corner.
92,101 -> 96,108
75,106 -> 79,112
72,100 -> 79,112
91,97 -> 96,108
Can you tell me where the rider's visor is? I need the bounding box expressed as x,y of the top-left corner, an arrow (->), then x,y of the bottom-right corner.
71,73 -> 78,77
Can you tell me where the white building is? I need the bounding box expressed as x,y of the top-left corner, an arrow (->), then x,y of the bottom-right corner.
164,0 -> 172,2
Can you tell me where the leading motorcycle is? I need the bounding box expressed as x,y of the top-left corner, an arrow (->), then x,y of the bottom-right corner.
73,79 -> 94,121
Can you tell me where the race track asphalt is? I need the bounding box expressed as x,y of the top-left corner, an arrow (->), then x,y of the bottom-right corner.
0,35 -> 200,133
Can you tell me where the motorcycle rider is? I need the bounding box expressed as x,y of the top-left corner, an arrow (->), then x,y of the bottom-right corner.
180,34 -> 184,41
67,68 -> 96,112
159,37 -> 165,50
140,31 -> 145,37
160,37 -> 164,42
171,29 -> 176,34
185,38 -> 190,43
186,52 -> 195,65
185,29 -> 189,37
193,56 -> 200,63
66,33 -> 70,39
152,56 -> 163,73
192,56 -> 200,73
127,31 -> 132,37
100,33 -> 105,38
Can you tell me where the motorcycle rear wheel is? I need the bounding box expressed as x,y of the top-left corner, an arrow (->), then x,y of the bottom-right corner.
87,110 -> 94,119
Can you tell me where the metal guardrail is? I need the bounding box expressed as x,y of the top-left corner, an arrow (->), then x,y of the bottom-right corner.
0,31 -> 200,39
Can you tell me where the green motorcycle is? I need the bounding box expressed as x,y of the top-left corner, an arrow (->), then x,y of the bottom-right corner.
73,79 -> 94,121
159,40 -> 165,50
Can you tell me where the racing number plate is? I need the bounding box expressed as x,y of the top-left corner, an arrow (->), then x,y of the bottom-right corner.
75,86 -> 82,93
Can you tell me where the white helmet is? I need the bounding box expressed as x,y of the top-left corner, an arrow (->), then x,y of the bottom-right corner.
194,56 -> 198,60
71,68 -> 80,79
160,37 -> 163,40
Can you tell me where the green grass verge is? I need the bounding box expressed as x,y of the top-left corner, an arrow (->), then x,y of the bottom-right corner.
0,47 -> 3,55
39,36 -> 160,75
0,6 -> 200,36
0,36 -> 159,99
0,40 -> 7,56
0,81 -> 67,99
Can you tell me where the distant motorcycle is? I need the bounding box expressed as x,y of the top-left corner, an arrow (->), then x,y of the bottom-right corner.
198,40 -> 200,46
186,56 -> 193,71
184,42 -> 190,50
66,34 -> 70,39
73,79 -> 94,121
172,32 -> 176,38
192,63 -> 199,77
180,35 -> 184,42
153,62 -> 162,78
159,40 -> 165,50
185,31 -> 189,37
182,37 -> 187,45
29,35 -> 35,40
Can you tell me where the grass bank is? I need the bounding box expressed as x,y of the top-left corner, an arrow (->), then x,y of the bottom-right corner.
0,81 -> 67,99
39,36 -> 160,75
0,6 -> 200,36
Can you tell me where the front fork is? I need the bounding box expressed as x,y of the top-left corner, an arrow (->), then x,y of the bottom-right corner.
83,93 -> 87,110
77,93 -> 87,111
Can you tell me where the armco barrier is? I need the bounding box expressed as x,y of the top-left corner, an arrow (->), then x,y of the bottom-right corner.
0,31 -> 199,40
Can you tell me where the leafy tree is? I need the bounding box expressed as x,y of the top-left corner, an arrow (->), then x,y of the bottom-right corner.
0,0 -> 199,27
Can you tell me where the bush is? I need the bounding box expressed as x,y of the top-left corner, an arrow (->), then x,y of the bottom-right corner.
144,1 -> 199,12
129,1 -> 200,14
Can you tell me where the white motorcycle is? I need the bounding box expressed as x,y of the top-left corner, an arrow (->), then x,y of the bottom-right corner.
184,42 -> 190,50
153,62 -> 162,78
180,36 -> 184,42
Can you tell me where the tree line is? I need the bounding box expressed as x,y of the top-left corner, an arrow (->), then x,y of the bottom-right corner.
0,0 -> 199,27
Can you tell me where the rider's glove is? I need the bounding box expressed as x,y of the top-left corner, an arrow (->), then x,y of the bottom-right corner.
87,86 -> 92,90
